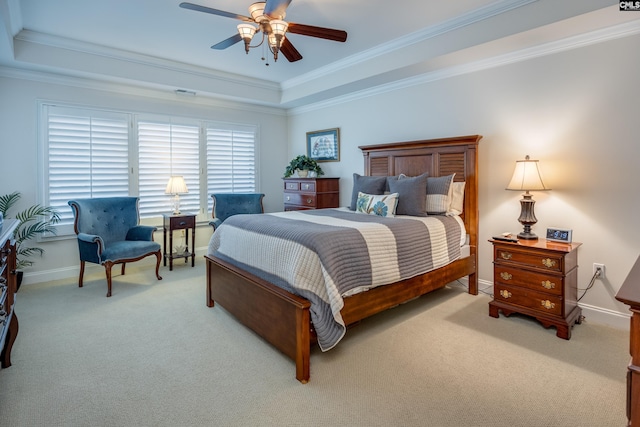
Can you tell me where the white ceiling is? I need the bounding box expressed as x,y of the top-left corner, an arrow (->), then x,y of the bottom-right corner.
0,0 -> 635,109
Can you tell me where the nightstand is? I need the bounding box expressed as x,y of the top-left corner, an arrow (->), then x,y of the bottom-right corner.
488,238 -> 582,339
162,213 -> 196,271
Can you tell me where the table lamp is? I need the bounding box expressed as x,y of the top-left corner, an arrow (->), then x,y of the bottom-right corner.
165,175 -> 189,215
506,155 -> 550,240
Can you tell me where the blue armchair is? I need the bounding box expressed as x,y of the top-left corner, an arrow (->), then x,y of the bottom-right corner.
209,193 -> 265,231
68,197 -> 162,297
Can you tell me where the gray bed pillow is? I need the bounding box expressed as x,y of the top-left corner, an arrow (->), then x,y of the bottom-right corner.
388,172 -> 428,216
426,174 -> 456,214
350,173 -> 387,210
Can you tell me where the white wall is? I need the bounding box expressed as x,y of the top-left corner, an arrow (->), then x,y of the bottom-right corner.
0,73 -> 288,282
288,32 -> 640,327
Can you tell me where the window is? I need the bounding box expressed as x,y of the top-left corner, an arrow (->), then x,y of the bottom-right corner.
40,103 -> 258,236
138,119 -> 200,217
44,105 -> 130,227
206,123 -> 257,211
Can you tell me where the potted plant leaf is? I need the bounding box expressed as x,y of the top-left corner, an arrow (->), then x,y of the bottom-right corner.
284,155 -> 325,178
0,192 -> 60,286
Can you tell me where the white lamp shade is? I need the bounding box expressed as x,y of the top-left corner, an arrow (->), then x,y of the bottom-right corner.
237,23 -> 257,41
506,156 -> 549,191
249,2 -> 266,21
270,20 -> 288,37
165,176 -> 189,195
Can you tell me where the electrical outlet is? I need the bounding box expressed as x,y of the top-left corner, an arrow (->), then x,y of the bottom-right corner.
593,263 -> 606,279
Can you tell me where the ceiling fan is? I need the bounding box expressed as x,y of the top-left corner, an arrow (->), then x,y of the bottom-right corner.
179,0 -> 348,64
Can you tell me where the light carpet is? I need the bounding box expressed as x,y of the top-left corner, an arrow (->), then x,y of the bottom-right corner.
0,258 -> 629,426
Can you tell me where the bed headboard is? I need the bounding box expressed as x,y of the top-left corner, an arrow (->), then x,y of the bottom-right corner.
359,135 -> 481,250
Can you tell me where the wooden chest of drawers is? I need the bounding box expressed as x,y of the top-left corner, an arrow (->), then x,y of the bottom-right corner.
283,177 -> 339,211
489,238 -> 582,339
1,219 -> 19,368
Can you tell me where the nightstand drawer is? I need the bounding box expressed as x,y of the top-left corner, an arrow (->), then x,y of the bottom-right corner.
494,284 -> 562,316
169,215 -> 195,230
493,265 -> 563,296
495,248 -> 563,272
284,193 -> 316,207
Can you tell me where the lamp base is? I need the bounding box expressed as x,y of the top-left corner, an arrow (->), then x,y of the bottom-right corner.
517,193 -> 539,240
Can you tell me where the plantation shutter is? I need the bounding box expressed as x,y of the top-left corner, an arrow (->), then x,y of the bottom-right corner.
138,119 -> 200,217
45,105 -> 130,225
206,124 -> 257,211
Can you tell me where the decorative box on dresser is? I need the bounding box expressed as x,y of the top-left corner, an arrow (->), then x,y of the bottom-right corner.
489,238 -> 582,340
615,255 -> 640,426
283,177 -> 340,211
0,219 -> 19,369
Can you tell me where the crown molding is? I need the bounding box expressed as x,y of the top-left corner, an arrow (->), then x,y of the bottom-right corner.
287,18 -> 640,115
0,65 -> 287,116
281,0 -> 537,91
14,30 -> 281,92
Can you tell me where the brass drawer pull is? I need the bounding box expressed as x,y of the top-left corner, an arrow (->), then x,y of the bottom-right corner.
500,252 -> 512,260
541,300 -> 555,310
541,280 -> 555,290
500,272 -> 512,281
306,198 -> 313,204
542,258 -> 557,268
286,196 -> 291,201
302,184 -> 310,190
499,290 -> 512,299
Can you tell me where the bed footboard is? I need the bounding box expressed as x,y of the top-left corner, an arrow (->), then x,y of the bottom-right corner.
206,255 -> 312,383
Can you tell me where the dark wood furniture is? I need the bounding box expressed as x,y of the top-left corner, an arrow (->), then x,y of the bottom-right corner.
489,238 -> 582,339
163,213 -> 196,271
205,135 -> 481,383
615,255 -> 640,426
283,177 -> 340,211
1,219 -> 19,368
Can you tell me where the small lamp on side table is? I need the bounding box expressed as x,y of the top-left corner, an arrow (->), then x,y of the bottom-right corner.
165,175 -> 189,215
506,155 -> 550,240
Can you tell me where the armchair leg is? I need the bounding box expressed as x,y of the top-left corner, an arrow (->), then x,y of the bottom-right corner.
79,261 -> 85,288
104,261 -> 114,297
154,250 -> 163,281
121,263 -> 126,276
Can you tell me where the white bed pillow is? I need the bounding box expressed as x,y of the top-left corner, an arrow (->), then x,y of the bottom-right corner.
356,192 -> 398,217
447,181 -> 465,216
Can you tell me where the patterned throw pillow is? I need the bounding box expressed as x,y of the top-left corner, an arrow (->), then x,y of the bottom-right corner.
356,192 -> 399,217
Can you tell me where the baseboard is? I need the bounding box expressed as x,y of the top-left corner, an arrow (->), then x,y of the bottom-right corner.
20,246 -> 207,286
21,260 -> 633,331
459,277 -> 631,331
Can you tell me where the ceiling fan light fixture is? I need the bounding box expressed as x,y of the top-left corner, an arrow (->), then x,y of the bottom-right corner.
237,23 -> 258,53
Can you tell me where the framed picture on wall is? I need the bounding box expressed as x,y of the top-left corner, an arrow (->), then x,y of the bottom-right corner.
306,128 -> 340,162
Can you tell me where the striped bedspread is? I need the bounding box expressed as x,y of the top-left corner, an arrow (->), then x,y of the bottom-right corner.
207,208 -> 464,351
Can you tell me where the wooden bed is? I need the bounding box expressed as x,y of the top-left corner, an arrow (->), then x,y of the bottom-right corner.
205,135 -> 481,383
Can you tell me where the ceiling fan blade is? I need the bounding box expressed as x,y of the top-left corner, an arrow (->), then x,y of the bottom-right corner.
179,2 -> 252,22
280,38 -> 303,62
287,22 -> 347,42
264,0 -> 292,19
211,34 -> 243,50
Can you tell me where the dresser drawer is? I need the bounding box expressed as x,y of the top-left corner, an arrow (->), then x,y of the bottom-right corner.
284,193 -> 316,207
284,181 -> 300,191
493,265 -> 563,296
494,283 -> 562,316
495,247 -> 563,272
169,215 -> 195,229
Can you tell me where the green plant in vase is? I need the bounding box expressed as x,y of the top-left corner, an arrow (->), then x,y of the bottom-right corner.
284,155 -> 325,178
0,191 -> 60,270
